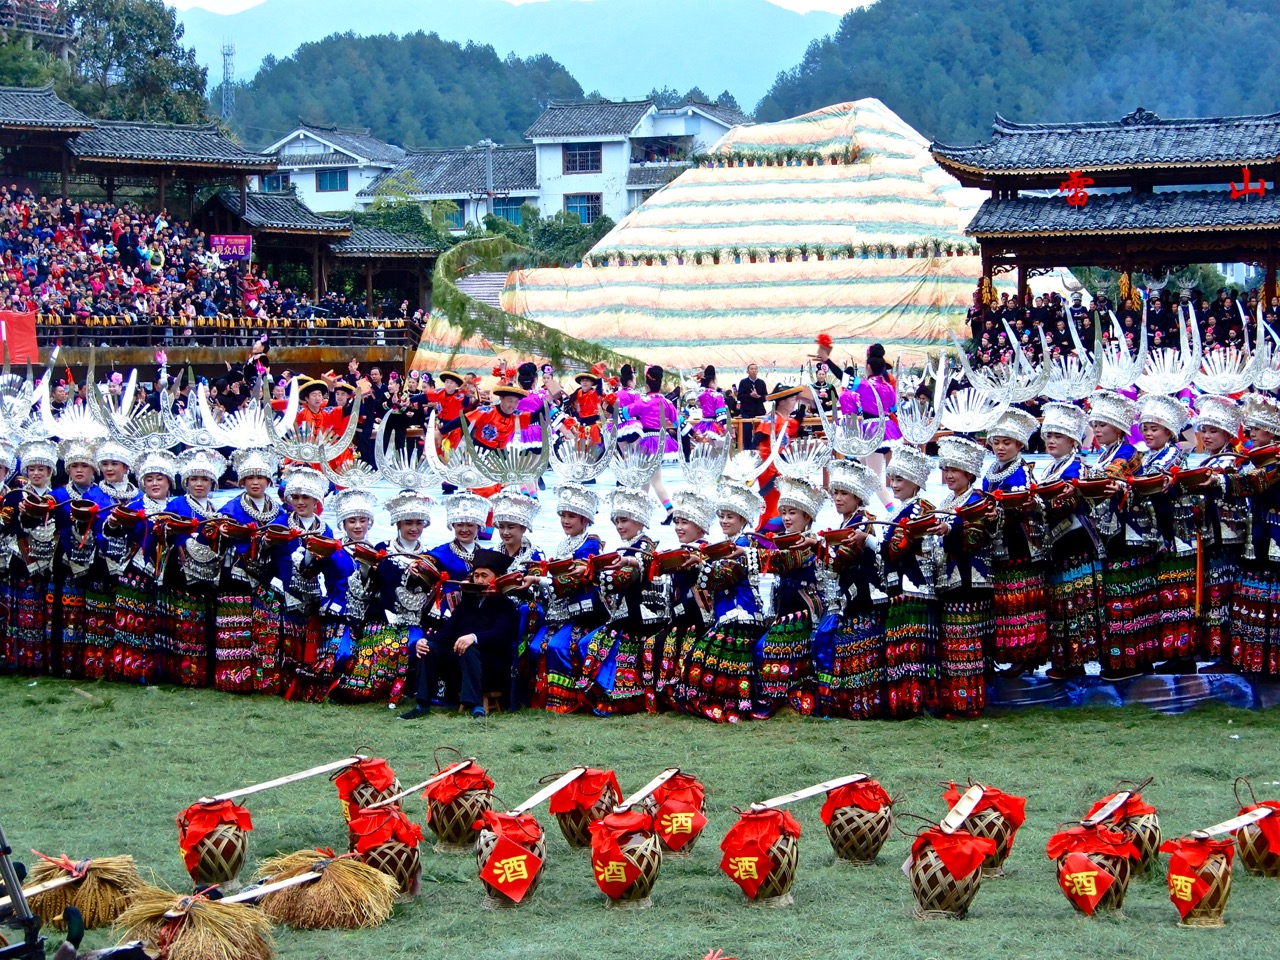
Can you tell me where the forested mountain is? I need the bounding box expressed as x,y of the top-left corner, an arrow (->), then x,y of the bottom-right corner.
756,0 -> 1280,143
224,33 -> 584,149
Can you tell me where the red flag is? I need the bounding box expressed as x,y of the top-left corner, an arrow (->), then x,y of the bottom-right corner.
479,834 -> 542,904
1057,852 -> 1114,915
654,799 -> 708,852
0,310 -> 38,363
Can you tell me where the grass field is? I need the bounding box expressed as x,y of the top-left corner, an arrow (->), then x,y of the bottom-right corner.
2,676 -> 1278,960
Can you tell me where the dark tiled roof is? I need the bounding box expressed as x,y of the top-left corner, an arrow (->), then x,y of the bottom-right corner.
358,146 -> 537,198
295,121 -> 405,163
0,83 -> 94,130
215,191 -> 351,233
526,100 -> 652,139
331,226 -> 442,255
933,107 -> 1280,174
677,99 -> 751,128
966,189 -> 1280,237
626,164 -> 687,187
274,151 -> 361,169
71,121 -> 275,168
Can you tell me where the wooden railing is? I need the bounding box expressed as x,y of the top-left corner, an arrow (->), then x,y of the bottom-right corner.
36,316 -> 414,350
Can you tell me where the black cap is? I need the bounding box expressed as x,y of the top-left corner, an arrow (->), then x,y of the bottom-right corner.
471,548 -> 514,576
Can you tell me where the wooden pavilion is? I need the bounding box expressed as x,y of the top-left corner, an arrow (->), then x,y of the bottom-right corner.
931,106 -> 1280,301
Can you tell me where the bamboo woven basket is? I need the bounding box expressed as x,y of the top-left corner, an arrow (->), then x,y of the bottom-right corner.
604,832 -> 663,911
361,842 -> 421,903
185,822 -> 248,891
1058,851 -> 1131,914
476,825 -> 547,909
967,808 -> 1015,879
427,790 -> 492,854
826,802 -> 893,866
909,841 -> 983,920
1177,851 -> 1233,929
556,781 -> 620,849
746,833 -> 799,908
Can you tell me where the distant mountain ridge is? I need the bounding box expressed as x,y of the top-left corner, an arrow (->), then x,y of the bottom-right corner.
175,0 -> 841,110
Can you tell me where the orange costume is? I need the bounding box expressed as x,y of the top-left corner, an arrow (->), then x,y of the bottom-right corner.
754,413 -> 800,525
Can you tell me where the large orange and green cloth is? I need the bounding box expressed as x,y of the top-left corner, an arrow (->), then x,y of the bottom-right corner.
502,99 -> 985,367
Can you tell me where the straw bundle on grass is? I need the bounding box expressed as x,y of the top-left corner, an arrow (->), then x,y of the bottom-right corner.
254,849 -> 396,930
114,885 -> 273,960
27,853 -> 143,929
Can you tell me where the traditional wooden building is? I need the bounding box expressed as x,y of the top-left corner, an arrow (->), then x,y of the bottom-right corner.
931,106 -> 1280,301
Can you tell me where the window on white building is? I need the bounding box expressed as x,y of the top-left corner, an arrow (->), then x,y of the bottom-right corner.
492,197 -> 530,225
564,193 -> 603,224
442,202 -> 464,228
261,174 -> 291,193
562,143 -> 603,174
315,169 -> 349,192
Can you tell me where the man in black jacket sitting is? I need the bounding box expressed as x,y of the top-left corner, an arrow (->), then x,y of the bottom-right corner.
400,549 -> 519,719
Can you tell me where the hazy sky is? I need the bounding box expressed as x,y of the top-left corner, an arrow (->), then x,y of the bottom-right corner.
168,0 -> 867,13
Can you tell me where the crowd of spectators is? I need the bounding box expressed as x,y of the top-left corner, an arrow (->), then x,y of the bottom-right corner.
0,186 -> 420,347
967,287 -> 1280,368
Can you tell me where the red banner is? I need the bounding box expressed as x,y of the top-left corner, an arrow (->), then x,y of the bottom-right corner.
0,310 -> 38,364
1057,851 -> 1114,915
479,834 -> 542,904
655,799 -> 708,852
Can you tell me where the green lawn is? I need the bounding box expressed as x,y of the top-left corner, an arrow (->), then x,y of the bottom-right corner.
2,676 -> 1278,960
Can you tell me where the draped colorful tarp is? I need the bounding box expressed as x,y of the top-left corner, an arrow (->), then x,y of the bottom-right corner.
504,256 -> 976,368
501,99 -> 990,367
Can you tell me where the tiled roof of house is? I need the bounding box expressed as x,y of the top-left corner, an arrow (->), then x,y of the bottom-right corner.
215,191 -> 351,233
70,120 -> 275,168
525,100 -> 653,139
274,151 -> 359,169
358,146 -> 537,198
965,189 -> 1280,237
932,107 -> 1280,175
331,226 -> 442,255
0,83 -> 94,130
294,121 -> 405,163
626,164 -> 688,187
678,99 -> 751,128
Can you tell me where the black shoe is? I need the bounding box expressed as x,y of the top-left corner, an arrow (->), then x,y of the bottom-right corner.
661,510 -> 675,526
396,706 -> 430,720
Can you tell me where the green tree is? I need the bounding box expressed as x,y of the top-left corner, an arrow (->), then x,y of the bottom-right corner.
67,0 -> 207,123
483,205 -> 614,268
715,90 -> 743,114
0,37 -> 64,88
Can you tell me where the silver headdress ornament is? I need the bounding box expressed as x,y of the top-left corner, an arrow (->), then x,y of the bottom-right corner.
936,435 -> 987,477
1088,390 -> 1139,432
1098,308 -> 1150,391
84,350 -> 174,455
177,447 -> 227,482
425,411 -> 484,489
465,397 -> 552,493
95,438 -> 137,469
135,449 -> 178,482
490,489 -> 540,529
232,446 -> 277,481
1135,306 -> 1202,396
41,374 -> 108,445
1041,401 -> 1088,445
1139,393 -> 1189,436
1043,313 -> 1103,402
17,438 -> 56,471
775,475 -> 825,520
609,486 -> 656,526
895,357 -> 950,447
885,441 -> 932,490
549,405 -> 618,485
0,438 -> 13,472
386,490 -> 434,525
669,488 -> 717,532
952,323 -> 1050,404
939,387 -> 1008,434
715,479 -> 765,527
826,458 -> 880,506
0,344 -> 40,444
1195,396 -> 1242,435
265,377 -> 359,465
1194,310 -> 1266,395
1242,394 -> 1280,436
1252,307 -> 1280,391
372,413 -> 438,493
445,491 -> 490,528
283,464 -> 328,502
57,438 -> 97,467
328,487 -> 379,524
988,408 -> 1040,447
556,483 -> 600,522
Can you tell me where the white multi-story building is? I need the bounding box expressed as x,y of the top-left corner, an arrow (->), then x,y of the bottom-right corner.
258,121 -> 405,212
352,98 -> 749,231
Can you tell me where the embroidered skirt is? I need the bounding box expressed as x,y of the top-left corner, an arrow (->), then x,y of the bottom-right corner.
157,584 -> 214,686
109,568 -> 160,684
1101,547 -> 1160,672
579,623 -> 647,716
646,617 -> 703,713
214,580 -> 282,693
1046,541 -> 1104,671
753,610 -> 815,718
81,576 -> 117,681
1156,551 -> 1198,661
534,620 -> 591,714
1203,545 -> 1240,661
936,590 -> 991,718
331,622 -> 412,705
883,593 -> 937,719
675,618 -> 764,723
6,572 -> 51,674
812,606 -> 886,720
1230,561 -> 1280,676
990,557 -> 1047,667
52,575 -> 86,677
